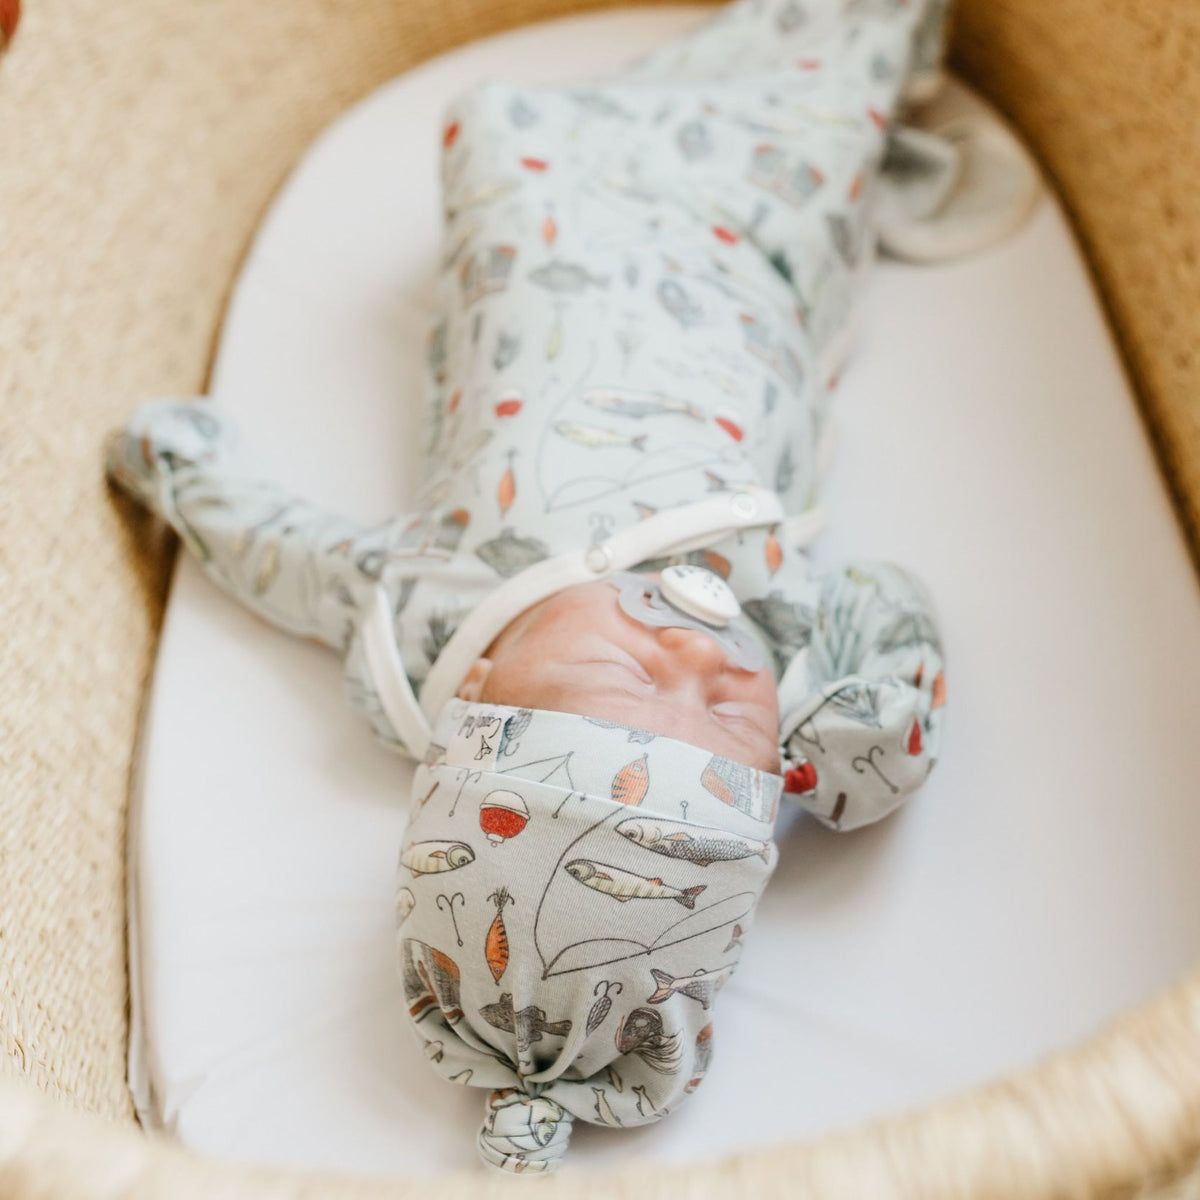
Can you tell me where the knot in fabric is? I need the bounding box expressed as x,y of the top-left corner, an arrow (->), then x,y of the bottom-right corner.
476,1086 -> 574,1174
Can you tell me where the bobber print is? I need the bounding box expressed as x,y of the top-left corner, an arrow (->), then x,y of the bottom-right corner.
479,789 -> 530,845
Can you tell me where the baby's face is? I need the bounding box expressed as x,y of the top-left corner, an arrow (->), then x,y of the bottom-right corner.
459,580 -> 781,773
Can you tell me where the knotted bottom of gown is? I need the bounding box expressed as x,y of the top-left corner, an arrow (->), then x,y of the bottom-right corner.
477,1087 -> 576,1174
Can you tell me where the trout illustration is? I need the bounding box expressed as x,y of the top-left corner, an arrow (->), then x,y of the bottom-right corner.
564,859 -> 706,908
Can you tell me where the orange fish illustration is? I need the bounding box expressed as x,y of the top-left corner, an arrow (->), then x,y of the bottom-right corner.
542,213 -> 558,246
714,415 -> 744,442
914,661 -> 924,688
712,225 -> 738,245
703,549 -> 732,579
765,528 -> 782,576
848,173 -> 863,201
448,388 -> 462,415
443,120 -> 460,148
907,719 -> 923,756
497,450 -> 516,516
932,670 -> 947,709
494,395 -> 523,418
520,156 -> 548,172
485,888 -> 513,984
612,755 -> 650,806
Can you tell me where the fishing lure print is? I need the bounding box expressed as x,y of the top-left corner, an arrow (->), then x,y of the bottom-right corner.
475,528 -> 549,577
765,526 -> 783,575
436,891 -> 466,947
479,789 -> 529,845
684,1023 -> 714,1093
497,450 -> 517,516
615,1007 -> 683,1074
528,260 -> 609,293
494,391 -> 523,418
611,754 -> 650,805
852,745 -> 899,794
485,888 -> 513,983
395,886 -> 416,925
400,840 -> 475,876
700,755 -> 780,823
586,979 -> 623,1035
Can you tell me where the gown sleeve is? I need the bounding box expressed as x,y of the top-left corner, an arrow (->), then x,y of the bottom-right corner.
771,555 -> 947,831
104,396 -> 381,655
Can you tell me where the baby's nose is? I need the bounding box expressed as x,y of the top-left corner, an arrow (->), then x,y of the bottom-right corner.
657,624 -> 728,671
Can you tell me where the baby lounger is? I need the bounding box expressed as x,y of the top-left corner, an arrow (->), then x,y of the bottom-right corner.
4,1 -> 1200,1197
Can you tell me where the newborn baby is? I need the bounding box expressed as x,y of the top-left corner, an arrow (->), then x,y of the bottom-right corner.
106,0 -> 951,1173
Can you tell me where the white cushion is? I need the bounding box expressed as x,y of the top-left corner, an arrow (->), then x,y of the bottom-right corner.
128,4 -> 1200,1177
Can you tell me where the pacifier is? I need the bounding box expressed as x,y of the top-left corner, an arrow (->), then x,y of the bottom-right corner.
610,566 -> 765,673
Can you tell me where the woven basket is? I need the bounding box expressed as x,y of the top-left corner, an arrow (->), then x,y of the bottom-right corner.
3,0 -> 1199,1195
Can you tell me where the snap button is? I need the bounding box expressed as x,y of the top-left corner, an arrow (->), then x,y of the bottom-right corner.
585,543 -> 614,574
730,492 -> 758,520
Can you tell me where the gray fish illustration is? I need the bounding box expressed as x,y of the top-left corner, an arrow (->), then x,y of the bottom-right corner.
423,609 -> 470,665
554,421 -> 647,451
583,387 -> 704,422
395,886 -> 416,924
676,118 -> 713,161
493,330 -> 521,370
570,88 -> 635,120
583,716 -> 656,744
876,609 -> 942,655
475,528 -> 550,578
646,964 -> 734,1010
400,840 -> 475,876
507,93 -> 539,127
564,860 -> 706,908
775,0 -> 807,33
460,243 -> 517,305
528,260 -> 609,293
424,1040 -> 444,1063
742,590 -> 816,648
827,212 -> 860,266
828,681 -> 884,727
723,923 -> 745,953
656,278 -> 705,327
615,817 -> 771,867
615,1007 -> 683,1074
775,443 -> 795,492
480,992 -> 572,1053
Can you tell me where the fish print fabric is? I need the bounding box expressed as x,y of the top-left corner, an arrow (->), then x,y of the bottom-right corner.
399,699 -> 780,1172
103,0 -> 954,1171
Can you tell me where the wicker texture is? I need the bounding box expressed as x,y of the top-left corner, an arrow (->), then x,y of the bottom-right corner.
1,0 -> 1199,1194
951,2 -> 1200,565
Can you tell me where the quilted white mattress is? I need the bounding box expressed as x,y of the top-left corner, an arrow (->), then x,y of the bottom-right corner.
128,5 -> 1200,1178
